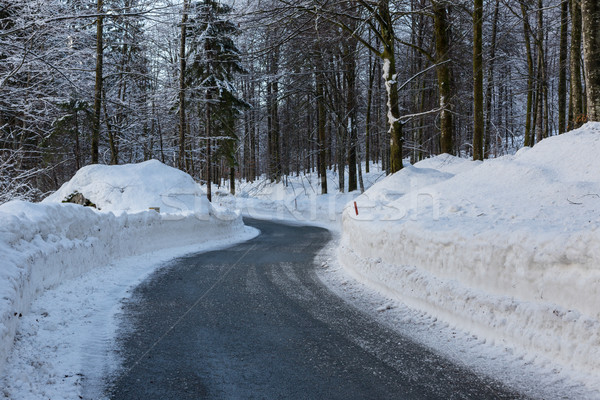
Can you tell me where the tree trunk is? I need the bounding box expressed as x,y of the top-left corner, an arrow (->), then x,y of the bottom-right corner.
92,0 -> 104,164
535,0 -> 548,143
571,0 -> 585,127
582,0 -> 600,121
558,0 -> 569,134
472,0 -> 484,160
337,124 -> 345,192
411,0 -> 427,163
205,13 -> 212,205
497,69 -> 506,155
267,46 -> 281,183
229,165 -> 235,196
249,79 -> 257,181
344,40 -> 358,192
74,111 -> 81,170
358,154 -> 365,193
375,62 -> 382,167
432,1 -> 453,154
521,2 -> 534,147
316,67 -> 328,195
243,80 -> 251,181
178,0 -> 189,171
484,0 -> 499,157
102,88 -> 118,164
365,52 -> 375,174
379,2 -> 403,172
206,99 -> 212,203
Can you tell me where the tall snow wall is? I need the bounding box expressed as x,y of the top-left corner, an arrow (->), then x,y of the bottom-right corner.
340,202 -> 600,380
339,124 -> 600,379
0,201 -> 244,375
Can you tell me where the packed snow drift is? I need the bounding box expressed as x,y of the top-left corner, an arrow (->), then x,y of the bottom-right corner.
44,159 -> 211,215
0,160 -> 252,376
340,122 -> 600,385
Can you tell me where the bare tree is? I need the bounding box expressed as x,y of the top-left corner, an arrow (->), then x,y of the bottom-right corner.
431,0 -> 453,154
582,0 -> 600,121
92,0 -> 104,164
472,0 -> 484,160
570,0 -> 585,127
558,0 -> 568,134
178,0 -> 189,171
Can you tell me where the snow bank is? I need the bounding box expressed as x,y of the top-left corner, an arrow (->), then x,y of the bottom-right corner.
44,159 -> 210,215
0,160 -> 247,375
340,123 -> 600,384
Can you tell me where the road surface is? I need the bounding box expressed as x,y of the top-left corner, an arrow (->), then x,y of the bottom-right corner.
105,218 -> 523,399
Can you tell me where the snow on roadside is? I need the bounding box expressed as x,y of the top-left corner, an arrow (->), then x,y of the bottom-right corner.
317,240 -> 599,400
339,122 -> 600,392
1,229 -> 257,400
43,159 -> 210,215
221,163 -> 388,231
0,160 -> 254,384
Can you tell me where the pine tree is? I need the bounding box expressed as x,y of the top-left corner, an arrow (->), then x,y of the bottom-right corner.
187,0 -> 246,200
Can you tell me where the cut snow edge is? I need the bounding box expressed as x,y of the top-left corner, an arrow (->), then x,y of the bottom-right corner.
0,200 -> 251,376
339,123 -> 600,389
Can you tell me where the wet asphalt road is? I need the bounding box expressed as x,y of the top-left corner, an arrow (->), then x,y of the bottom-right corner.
105,218 -> 523,399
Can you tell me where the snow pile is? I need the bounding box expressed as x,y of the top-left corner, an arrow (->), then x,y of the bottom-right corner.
44,159 -> 210,215
0,160 -> 249,376
340,122 -> 600,385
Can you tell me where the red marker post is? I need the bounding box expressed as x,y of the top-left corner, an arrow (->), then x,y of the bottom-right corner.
354,201 -> 359,216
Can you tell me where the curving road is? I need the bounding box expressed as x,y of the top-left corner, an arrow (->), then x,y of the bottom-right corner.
105,218 -> 523,399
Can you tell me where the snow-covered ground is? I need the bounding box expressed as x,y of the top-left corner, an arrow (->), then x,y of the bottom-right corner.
4,123 -> 600,398
214,123 -> 600,397
0,160 -> 257,398
1,232 -> 256,399
318,241 -> 600,399
339,122 -> 600,395
44,159 -> 211,215
217,163 -> 388,231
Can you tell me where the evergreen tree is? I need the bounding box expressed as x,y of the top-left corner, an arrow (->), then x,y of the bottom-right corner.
187,0 -> 246,200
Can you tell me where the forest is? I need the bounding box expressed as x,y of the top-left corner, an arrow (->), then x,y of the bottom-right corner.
1,0 -> 600,203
